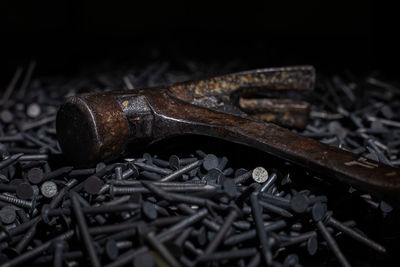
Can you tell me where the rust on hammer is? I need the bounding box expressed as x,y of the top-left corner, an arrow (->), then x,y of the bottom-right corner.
238,98 -> 310,128
56,66 -> 400,202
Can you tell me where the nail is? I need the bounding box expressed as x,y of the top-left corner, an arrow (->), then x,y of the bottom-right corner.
197,247 -> 257,262
16,183 -> 36,200
233,170 -> 252,184
0,194 -> 35,210
0,230 -> 73,267
217,156 -> 228,171
169,155 -> 197,170
283,253 -> 300,267
203,207 -> 239,255
133,161 -> 172,175
105,239 -> 119,260
121,163 -> 139,179
252,167 -> 269,183
26,167 -> 44,184
250,192 -> 272,265
224,220 -> 286,246
259,172 -> 277,192
142,201 -> 157,220
133,251 -> 154,267
19,154 -> 48,161
142,181 -> 219,209
83,176 -> 104,195
317,221 -> 351,267
145,231 -> 182,267
70,192 -> 101,267
114,165 -> 123,180
259,199 -> 293,218
68,168 -> 96,177
43,166 -> 74,182
160,160 -> 202,182
247,252 -> 261,267
0,206 -> 16,225
290,193 -> 309,213
52,240 -> 68,267
259,192 -> 291,209
0,184 -> 16,193
152,157 -> 170,168
150,216 -> 186,228
177,204 -> 220,232
202,154 -> 219,171
0,154 -> 24,171
326,216 -> 386,253
280,231 -> 317,246
40,181 -> 58,198
157,208 -> 208,241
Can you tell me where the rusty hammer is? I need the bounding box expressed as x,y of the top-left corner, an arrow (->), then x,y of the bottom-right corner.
56,66 -> 400,200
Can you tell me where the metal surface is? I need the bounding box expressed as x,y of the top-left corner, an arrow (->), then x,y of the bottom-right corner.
56,66 -> 400,200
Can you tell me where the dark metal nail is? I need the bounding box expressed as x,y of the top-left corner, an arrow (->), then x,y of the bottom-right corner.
0,230 -> 73,267
197,247 -> 257,262
70,192 -> 101,267
203,207 -> 239,255
83,176 -> 104,195
134,161 -> 172,175
233,170 -> 252,184
250,192 -> 272,265
26,167 -> 44,184
160,160 -> 202,182
259,199 -> 293,218
224,220 -> 286,246
157,208 -> 208,241
326,216 -> 386,253
316,221 -> 351,267
114,165 -> 123,180
0,194 -> 35,210
133,251 -> 154,267
145,231 -> 182,267
0,154 -> 24,171
16,183 -> 35,200
142,201 -> 157,220
0,206 -> 16,225
202,154 -> 218,171
52,240 -> 68,267
290,193 -> 309,213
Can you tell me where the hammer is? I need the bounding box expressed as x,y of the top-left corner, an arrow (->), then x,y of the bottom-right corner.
56,66 -> 400,200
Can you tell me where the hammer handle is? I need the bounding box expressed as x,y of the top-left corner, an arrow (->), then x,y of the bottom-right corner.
145,89 -> 400,200
57,86 -> 400,201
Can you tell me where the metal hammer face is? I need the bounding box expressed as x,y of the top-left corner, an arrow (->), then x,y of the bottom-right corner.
56,66 -> 400,200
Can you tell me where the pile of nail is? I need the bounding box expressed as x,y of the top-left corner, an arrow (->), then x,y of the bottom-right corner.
0,61 -> 398,266
299,74 -> 400,167
295,74 -> 400,211
0,150 -> 389,267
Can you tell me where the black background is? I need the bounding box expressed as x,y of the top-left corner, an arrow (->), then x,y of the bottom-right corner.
0,0 -> 398,85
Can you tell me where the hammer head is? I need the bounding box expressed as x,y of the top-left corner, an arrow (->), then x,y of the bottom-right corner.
56,93 -> 132,165
56,66 -> 315,165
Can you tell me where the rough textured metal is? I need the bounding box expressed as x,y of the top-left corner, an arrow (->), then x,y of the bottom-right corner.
56,93 -> 131,164
238,98 -> 310,128
56,66 -> 400,201
169,65 -> 314,128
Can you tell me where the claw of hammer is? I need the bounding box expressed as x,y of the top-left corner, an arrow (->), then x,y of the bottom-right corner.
238,98 -> 310,128
168,65 -> 314,128
56,66 -> 400,202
